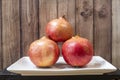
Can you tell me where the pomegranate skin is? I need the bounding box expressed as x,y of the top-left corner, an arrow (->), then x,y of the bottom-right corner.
62,36 -> 93,67
45,17 -> 73,42
28,36 -> 60,67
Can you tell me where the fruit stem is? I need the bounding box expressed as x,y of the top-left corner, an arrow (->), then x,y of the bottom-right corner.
62,15 -> 66,20
76,34 -> 80,37
72,35 -> 80,39
41,36 -> 49,40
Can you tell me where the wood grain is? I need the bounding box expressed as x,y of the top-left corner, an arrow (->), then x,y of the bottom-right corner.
0,0 -> 2,70
2,0 -> 20,68
57,0 -> 75,55
76,0 -> 93,43
21,0 -> 39,56
0,0 -> 120,69
112,0 -> 120,67
39,0 -> 57,37
94,0 -> 112,62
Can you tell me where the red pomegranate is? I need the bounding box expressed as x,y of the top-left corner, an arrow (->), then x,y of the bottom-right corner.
28,36 -> 60,67
45,16 -> 73,42
62,36 -> 93,67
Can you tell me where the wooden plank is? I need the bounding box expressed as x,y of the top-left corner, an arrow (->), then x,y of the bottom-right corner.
2,0 -> 20,68
112,0 -> 120,67
58,0 -> 75,34
76,0 -> 93,43
39,0 -> 57,37
58,0 -> 75,55
94,0 -> 112,62
21,0 -> 39,56
0,0 -> 2,70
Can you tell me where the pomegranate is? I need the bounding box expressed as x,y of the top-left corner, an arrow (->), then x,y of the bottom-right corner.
62,36 -> 93,67
45,16 -> 73,42
28,36 -> 60,67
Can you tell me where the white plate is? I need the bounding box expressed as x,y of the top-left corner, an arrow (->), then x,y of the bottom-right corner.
7,56 -> 117,76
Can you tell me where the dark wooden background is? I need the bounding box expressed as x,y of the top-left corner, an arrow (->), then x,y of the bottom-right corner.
0,0 -> 120,70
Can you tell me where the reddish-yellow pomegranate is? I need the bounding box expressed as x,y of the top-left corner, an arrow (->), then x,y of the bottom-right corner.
45,16 -> 73,42
28,36 -> 60,67
62,36 -> 93,67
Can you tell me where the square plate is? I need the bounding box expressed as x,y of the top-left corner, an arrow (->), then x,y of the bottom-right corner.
7,56 -> 117,76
